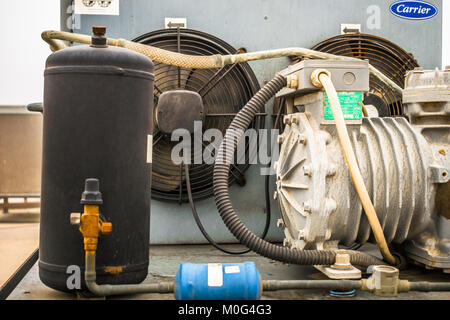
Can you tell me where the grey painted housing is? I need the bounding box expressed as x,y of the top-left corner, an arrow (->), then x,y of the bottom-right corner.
73,0 -> 443,244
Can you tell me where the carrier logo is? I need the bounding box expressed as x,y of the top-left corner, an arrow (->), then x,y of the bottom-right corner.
390,1 -> 438,20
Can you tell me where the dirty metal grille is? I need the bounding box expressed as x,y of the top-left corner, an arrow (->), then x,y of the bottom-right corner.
308,33 -> 420,116
133,29 -> 262,202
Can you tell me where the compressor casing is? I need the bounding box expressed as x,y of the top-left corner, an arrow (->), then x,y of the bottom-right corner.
275,61 -> 450,270
39,38 -> 154,291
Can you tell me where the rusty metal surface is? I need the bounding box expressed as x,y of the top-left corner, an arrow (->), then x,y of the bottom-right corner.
7,244 -> 450,300
0,106 -> 42,195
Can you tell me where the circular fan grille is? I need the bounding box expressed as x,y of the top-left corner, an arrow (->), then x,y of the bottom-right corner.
309,33 -> 420,116
133,29 -> 262,202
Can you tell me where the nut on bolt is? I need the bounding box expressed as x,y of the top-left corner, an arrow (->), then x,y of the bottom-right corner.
331,250 -> 352,270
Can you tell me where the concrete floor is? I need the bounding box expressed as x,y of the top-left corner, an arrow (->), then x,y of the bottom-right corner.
0,209 -> 39,287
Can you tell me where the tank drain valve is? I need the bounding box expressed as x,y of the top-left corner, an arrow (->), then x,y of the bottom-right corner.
70,178 -> 112,253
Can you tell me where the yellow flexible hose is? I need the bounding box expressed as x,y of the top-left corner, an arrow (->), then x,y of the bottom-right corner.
314,70 -> 396,265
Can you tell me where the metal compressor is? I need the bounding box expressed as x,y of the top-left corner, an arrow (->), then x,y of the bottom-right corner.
275,62 -> 449,271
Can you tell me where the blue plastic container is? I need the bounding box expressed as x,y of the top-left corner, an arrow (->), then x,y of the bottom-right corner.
175,262 -> 262,300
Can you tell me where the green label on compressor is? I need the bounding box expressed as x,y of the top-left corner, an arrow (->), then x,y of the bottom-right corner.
324,91 -> 363,120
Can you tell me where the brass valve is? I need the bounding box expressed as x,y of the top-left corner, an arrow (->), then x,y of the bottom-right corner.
71,205 -> 112,253
70,178 -> 112,253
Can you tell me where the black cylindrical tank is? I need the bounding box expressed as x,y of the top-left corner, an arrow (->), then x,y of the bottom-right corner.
39,28 -> 154,292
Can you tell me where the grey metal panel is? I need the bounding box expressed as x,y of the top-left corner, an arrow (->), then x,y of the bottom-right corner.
76,0 -> 443,244
78,0 -> 443,76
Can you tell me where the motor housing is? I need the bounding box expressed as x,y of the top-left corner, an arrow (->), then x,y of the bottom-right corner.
276,63 -> 449,270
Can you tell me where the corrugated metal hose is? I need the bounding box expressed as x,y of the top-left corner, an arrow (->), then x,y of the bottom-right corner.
41,30 -> 402,96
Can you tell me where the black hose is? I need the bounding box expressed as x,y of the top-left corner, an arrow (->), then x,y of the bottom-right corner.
184,97 -> 281,255
263,98 -> 284,245
213,74 -> 386,268
185,164 -> 270,255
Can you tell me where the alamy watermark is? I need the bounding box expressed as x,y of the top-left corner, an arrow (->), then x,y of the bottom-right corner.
170,121 -> 280,176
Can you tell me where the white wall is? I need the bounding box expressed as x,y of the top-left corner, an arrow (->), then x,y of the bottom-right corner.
443,0 -> 450,68
0,1 -> 60,106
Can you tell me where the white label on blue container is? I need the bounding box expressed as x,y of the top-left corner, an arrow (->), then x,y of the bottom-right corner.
224,265 -> 240,274
207,263 -> 223,287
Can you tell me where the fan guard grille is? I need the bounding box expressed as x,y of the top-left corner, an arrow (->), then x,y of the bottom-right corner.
133,29 -> 262,202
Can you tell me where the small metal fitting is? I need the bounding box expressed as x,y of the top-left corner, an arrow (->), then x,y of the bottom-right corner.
364,265 -> 400,297
70,213 -> 81,226
283,238 -> 292,247
311,68 -> 332,88
298,230 -> 305,240
303,201 -> 312,213
303,165 -> 312,177
283,115 -> 292,125
298,134 -> 307,145
331,250 -> 352,270
286,74 -> 299,89
326,164 -> 337,177
277,135 -> 285,144
277,218 -> 285,228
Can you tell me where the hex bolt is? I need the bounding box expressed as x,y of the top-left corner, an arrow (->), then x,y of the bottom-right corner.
70,213 -> 81,226
325,198 -> 337,214
298,230 -> 305,240
298,134 -> 307,145
324,133 -> 332,145
331,250 -> 352,270
326,164 -> 337,176
277,135 -> 285,144
283,115 -> 292,125
286,74 -> 299,89
283,238 -> 292,247
303,201 -> 312,213
277,218 -> 285,228
303,165 -> 312,177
